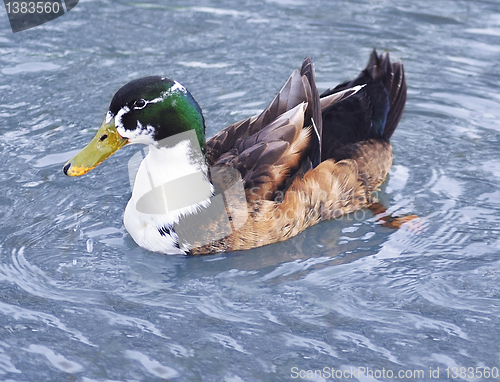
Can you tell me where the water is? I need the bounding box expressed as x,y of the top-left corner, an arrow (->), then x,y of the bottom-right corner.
1,0 -> 500,381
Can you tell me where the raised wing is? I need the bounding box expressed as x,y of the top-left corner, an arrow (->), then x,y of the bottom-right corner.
206,58 -> 321,201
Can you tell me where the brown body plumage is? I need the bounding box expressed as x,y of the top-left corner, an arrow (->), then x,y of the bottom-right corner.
187,50 -> 406,254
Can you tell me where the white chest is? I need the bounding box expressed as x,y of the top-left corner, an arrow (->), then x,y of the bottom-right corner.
123,137 -> 212,254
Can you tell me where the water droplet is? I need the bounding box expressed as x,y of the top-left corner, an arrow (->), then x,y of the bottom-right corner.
86,239 -> 93,253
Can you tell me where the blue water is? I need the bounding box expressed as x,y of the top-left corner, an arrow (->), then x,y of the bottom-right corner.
1,0 -> 500,381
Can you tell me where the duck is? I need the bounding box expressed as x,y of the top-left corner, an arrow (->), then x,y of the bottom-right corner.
63,50 -> 407,255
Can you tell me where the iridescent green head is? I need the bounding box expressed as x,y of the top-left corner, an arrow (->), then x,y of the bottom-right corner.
110,77 -> 205,148
63,77 -> 206,176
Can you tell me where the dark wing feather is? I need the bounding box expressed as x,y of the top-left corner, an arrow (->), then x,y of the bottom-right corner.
299,58 -> 322,167
220,103 -> 312,201
206,58 -> 322,201
205,69 -> 307,165
205,118 -> 251,165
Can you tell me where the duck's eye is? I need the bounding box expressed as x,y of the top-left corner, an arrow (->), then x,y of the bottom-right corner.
133,99 -> 147,109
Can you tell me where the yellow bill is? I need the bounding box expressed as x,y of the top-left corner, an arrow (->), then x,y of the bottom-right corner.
63,118 -> 128,176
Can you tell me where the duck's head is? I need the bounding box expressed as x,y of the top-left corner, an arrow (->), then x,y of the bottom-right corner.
63,76 -> 205,176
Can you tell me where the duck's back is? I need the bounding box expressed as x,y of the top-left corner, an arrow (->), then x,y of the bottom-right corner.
206,50 -> 406,200
193,50 -> 406,254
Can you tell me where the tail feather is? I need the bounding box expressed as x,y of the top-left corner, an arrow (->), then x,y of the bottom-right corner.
384,60 -> 406,140
320,49 -> 406,160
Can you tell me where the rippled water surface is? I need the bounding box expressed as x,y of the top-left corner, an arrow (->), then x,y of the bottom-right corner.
1,0 -> 500,381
